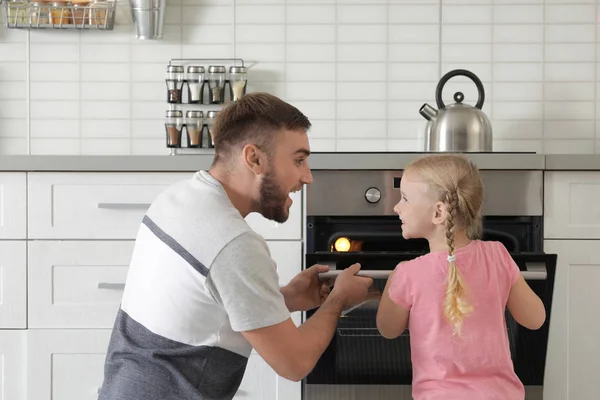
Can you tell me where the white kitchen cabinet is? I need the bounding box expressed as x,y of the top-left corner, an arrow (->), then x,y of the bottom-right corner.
0,331 -> 26,400
27,329 -> 111,400
544,171 -> 600,239
543,240 -> 600,400
22,170 -> 305,400
27,172 -> 191,239
28,241 -> 134,329
0,172 -> 26,239
0,241 -> 26,328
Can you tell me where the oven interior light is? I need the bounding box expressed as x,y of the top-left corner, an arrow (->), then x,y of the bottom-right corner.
334,237 -> 351,252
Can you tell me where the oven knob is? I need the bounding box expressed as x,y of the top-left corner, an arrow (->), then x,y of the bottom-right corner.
365,187 -> 381,203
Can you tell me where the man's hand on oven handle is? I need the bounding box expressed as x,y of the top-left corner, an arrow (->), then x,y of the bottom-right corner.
327,263 -> 375,310
280,264 -> 334,312
240,263 -> 374,382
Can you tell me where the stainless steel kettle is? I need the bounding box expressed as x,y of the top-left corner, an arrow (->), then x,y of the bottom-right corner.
420,69 -> 492,152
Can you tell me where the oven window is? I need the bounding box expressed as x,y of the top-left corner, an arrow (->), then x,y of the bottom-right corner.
307,216 -> 542,254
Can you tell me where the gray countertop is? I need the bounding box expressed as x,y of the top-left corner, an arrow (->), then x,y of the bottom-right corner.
0,153 -> 596,171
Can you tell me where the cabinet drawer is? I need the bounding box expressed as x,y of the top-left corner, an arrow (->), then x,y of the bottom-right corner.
0,173 -> 26,239
28,172 -> 191,239
28,172 -> 302,240
0,331 -> 25,400
545,171 -> 600,239
27,330 -> 111,400
0,242 -> 26,328
28,241 -> 302,329
28,241 -> 134,329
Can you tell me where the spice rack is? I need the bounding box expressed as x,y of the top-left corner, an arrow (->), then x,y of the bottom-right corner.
164,58 -> 248,156
1,0 -> 116,30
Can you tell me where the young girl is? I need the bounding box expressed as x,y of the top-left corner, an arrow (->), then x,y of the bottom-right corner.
376,154 -> 546,400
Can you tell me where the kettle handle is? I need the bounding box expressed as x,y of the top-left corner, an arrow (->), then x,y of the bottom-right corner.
435,69 -> 485,110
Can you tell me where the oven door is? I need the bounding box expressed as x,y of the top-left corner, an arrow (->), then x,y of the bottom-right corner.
303,251 -> 556,399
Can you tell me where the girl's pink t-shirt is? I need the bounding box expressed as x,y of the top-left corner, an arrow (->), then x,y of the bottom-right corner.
388,240 -> 525,400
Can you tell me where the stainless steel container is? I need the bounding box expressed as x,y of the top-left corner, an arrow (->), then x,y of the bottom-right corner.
131,0 -> 165,39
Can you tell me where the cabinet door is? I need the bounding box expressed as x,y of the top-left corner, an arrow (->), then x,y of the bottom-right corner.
544,240 -> 600,400
27,330 -> 111,400
28,241 -> 133,328
0,241 -> 26,328
0,331 -> 26,400
0,172 -> 26,239
544,172 -> 600,239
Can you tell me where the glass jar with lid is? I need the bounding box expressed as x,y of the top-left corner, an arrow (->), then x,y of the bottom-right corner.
185,110 -> 203,148
207,66 -> 226,104
7,0 -> 29,25
165,110 -> 183,148
204,110 -> 219,148
49,1 -> 72,25
229,66 -> 248,101
88,0 -> 108,26
29,1 -> 50,25
186,66 -> 205,104
72,1 -> 90,26
165,65 -> 184,104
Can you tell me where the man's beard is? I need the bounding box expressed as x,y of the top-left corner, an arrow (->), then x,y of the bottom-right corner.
256,168 -> 291,223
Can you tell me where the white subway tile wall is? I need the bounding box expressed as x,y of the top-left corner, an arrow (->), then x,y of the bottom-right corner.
0,0 -> 599,154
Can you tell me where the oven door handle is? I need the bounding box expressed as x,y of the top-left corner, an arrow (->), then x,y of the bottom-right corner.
522,262 -> 547,281
319,270 -> 392,280
318,263 -> 548,281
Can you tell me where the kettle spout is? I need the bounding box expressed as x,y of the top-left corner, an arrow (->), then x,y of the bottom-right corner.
419,103 -> 437,121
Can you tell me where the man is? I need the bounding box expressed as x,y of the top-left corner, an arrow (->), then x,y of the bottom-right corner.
98,92 -> 374,400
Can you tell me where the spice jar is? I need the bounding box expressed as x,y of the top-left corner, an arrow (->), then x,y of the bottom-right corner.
72,1 -> 90,26
49,1 -> 73,25
204,110 -> 218,148
165,65 -> 184,104
207,66 -> 226,104
29,1 -> 50,25
186,66 -> 205,104
229,66 -> 248,101
165,110 -> 183,148
7,0 -> 29,25
185,110 -> 203,148
88,0 -> 107,25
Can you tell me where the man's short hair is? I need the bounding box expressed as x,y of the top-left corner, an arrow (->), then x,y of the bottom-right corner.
211,92 -> 311,164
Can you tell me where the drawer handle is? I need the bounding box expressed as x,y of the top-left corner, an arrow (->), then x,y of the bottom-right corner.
98,282 -> 126,290
97,203 -> 151,210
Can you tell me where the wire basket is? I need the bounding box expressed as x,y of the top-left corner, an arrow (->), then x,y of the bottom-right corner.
1,0 -> 116,30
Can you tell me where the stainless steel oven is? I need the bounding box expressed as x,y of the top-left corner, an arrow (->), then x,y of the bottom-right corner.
302,170 -> 556,400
